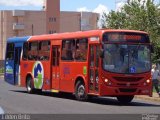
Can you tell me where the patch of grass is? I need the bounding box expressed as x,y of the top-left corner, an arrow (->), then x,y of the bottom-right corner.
0,67 -> 4,74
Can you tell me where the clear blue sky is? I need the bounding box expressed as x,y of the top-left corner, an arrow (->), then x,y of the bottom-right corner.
60,0 -> 115,11
0,0 -> 159,12
0,0 -> 120,12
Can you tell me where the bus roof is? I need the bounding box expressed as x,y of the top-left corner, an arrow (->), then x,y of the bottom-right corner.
6,29 -> 148,43
29,29 -> 148,41
7,36 -> 31,43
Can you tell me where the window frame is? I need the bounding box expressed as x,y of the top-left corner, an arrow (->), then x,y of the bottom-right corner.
61,38 -> 88,62
6,43 -> 15,60
61,39 -> 75,61
38,40 -> 51,61
22,42 -> 28,60
28,41 -> 39,60
75,38 -> 88,61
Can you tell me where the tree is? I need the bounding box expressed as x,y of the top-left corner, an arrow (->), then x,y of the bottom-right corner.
103,0 -> 160,61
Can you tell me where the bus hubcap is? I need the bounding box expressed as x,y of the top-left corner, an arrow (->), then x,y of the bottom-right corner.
78,85 -> 85,97
27,81 -> 31,92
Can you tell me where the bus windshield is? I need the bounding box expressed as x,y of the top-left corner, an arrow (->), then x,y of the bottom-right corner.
103,44 -> 151,74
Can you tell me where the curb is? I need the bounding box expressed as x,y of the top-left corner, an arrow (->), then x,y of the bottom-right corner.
0,77 -> 4,80
0,75 -> 4,79
0,74 -> 4,76
135,93 -> 160,102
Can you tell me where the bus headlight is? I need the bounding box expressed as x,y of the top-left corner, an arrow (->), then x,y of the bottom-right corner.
146,79 -> 150,83
105,79 -> 108,83
143,79 -> 150,86
104,79 -> 112,86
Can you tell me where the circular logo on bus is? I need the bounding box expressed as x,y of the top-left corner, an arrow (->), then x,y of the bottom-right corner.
32,61 -> 44,89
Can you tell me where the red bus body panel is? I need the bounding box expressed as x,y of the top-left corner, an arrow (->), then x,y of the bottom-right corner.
19,29 -> 151,97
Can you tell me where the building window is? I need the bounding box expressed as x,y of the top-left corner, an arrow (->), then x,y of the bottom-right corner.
49,17 -> 56,22
49,17 -> 52,22
54,17 -> 56,22
49,30 -> 53,34
49,30 -> 56,34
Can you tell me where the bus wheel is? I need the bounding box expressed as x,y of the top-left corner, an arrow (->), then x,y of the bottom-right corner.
75,81 -> 87,101
26,77 -> 34,94
117,95 -> 134,104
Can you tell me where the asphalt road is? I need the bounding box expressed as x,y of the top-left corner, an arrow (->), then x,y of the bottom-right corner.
0,78 -> 160,114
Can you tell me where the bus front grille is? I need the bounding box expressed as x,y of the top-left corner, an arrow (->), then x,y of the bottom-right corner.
113,77 -> 143,82
117,83 -> 139,86
119,88 -> 137,93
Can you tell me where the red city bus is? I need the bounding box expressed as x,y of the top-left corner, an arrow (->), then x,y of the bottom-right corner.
12,29 -> 152,103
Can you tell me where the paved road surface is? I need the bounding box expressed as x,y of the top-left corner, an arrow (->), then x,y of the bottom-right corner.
0,79 -> 160,114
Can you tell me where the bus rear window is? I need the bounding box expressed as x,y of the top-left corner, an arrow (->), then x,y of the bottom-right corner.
6,43 -> 14,60
103,32 -> 149,43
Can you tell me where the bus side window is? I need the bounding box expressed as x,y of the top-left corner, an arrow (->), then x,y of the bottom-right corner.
6,43 -> 14,60
38,41 -> 50,61
75,38 -> 88,61
22,42 -> 28,60
28,42 -> 38,60
61,39 -> 75,61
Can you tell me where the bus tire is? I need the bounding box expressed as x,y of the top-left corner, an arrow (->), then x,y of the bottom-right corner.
75,81 -> 87,101
117,95 -> 134,104
26,77 -> 34,94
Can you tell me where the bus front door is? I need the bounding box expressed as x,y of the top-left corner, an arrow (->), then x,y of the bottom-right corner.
51,46 -> 60,90
89,45 -> 100,94
14,47 -> 22,85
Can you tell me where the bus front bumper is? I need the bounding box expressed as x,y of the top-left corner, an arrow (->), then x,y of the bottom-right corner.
99,84 -> 152,97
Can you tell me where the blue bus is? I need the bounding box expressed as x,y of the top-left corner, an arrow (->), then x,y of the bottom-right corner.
5,36 -> 30,85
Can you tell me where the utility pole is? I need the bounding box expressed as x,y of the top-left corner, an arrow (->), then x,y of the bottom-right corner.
32,24 -> 34,35
80,12 -> 82,31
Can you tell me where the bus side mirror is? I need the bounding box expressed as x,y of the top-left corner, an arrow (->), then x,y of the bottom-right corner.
100,49 -> 104,58
151,44 -> 154,53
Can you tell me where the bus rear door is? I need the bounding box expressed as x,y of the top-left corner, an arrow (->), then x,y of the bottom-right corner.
5,45 -> 22,85
14,47 -> 22,85
51,46 -> 60,91
5,43 -> 15,85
